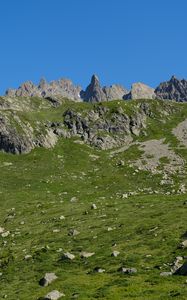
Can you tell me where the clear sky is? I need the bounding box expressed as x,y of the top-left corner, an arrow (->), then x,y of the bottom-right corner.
1,0 -> 187,94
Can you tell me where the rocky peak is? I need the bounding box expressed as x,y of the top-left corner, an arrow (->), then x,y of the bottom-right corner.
155,76 -> 187,102
81,74 -> 107,102
124,82 -> 156,100
81,74 -> 128,102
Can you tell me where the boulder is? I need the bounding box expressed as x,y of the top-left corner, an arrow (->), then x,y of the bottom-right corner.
174,261 -> 187,275
39,273 -> 58,287
63,252 -> 75,260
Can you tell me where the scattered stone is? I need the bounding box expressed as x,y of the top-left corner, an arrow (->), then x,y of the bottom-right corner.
122,193 -> 128,199
53,229 -> 60,233
111,251 -> 120,257
1,231 -> 10,238
68,229 -> 80,236
63,252 -> 75,260
171,256 -> 183,273
70,197 -> 78,203
24,255 -> 32,260
181,240 -> 187,248
80,251 -> 95,258
173,261 -> 187,275
94,267 -> 105,273
119,267 -> 137,274
44,290 -> 65,300
91,204 -> 97,210
160,272 -> 172,277
39,273 -> 58,287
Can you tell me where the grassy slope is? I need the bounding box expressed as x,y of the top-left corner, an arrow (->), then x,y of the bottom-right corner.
0,99 -> 187,299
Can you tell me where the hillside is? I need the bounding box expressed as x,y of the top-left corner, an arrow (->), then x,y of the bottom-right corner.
0,97 -> 187,299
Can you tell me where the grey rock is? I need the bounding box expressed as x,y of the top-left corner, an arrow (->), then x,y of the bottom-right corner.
68,229 -> 80,236
44,290 -> 65,300
39,273 -> 58,287
111,251 -> 120,257
63,252 -> 75,260
80,251 -> 95,258
181,240 -> 187,248
94,267 -> 105,273
124,82 -> 156,100
155,76 -> 187,102
160,272 -> 172,277
119,267 -> 137,274
173,260 -> 187,275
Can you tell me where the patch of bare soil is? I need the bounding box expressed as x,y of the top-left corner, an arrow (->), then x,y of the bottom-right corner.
134,139 -> 184,174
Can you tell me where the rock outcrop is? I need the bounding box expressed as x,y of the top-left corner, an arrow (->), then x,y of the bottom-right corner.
124,82 -> 156,100
0,113 -> 58,154
53,102 -> 149,150
155,76 -> 187,102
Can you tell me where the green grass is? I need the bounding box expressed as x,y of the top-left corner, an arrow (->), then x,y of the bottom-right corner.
0,99 -> 187,299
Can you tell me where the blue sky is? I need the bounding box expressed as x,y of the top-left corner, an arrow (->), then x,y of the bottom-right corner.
0,0 -> 187,94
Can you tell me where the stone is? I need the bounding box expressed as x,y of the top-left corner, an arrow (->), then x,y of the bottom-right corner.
171,257 -> 183,273
68,229 -> 80,236
80,251 -> 95,258
160,272 -> 172,276
173,261 -> 187,275
91,203 -> 97,210
44,290 -> 65,300
124,82 -> 156,100
39,273 -> 58,287
24,255 -> 32,260
94,267 -> 105,273
119,267 -> 137,274
111,251 -> 120,257
1,231 -> 10,238
181,240 -> 187,248
63,252 -> 75,260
